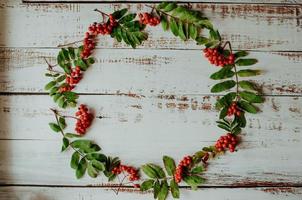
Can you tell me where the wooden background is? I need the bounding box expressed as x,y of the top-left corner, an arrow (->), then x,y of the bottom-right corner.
0,0 -> 302,199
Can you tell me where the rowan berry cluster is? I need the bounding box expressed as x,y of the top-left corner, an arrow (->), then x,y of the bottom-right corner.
203,48 -> 235,67
82,15 -> 118,58
58,66 -> 83,93
139,13 -> 160,26
75,104 -> 94,135
112,164 -> 140,181
81,32 -> 97,59
174,156 -> 192,183
58,84 -> 74,93
227,102 -> 241,117
215,133 -> 238,152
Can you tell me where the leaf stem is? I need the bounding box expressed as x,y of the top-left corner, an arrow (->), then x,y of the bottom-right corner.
94,9 -> 110,17
223,41 -> 239,100
145,5 -> 205,29
50,108 -> 86,158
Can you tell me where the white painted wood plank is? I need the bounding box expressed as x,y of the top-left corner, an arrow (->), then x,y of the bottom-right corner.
0,186 -> 302,200
22,0 -> 302,4
1,48 -> 301,95
0,1 -> 301,50
0,95 -> 301,185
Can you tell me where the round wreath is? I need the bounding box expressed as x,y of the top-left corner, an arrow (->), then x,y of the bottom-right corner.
44,2 -> 264,199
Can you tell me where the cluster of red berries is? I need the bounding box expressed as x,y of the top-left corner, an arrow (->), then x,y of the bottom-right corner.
227,102 -> 241,117
215,133 -> 238,152
174,156 -> 192,183
82,15 -> 117,58
139,13 -> 160,26
58,84 -> 75,93
88,15 -> 117,35
81,32 -> 97,59
203,48 -> 235,67
75,104 -> 94,135
58,66 -> 83,93
112,164 -> 140,181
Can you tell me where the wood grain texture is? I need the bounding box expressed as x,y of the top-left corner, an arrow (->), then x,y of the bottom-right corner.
22,0 -> 302,4
1,48 -> 302,95
0,95 -> 301,186
0,186 -> 302,200
0,1 -> 301,50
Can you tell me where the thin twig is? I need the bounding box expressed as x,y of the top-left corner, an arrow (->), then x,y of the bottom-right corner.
57,40 -> 83,48
94,9 -> 110,17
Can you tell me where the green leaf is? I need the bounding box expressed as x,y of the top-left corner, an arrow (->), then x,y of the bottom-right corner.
58,117 -> 66,129
191,166 -> 204,174
76,58 -> 88,71
218,123 -> 231,132
49,87 -> 58,96
71,140 -> 92,149
56,75 -> 66,83
91,160 -> 105,171
68,47 -> 75,59
141,164 -> 157,178
170,179 -> 180,198
158,180 -> 169,200
210,66 -> 235,80
157,2 -> 169,9
49,123 -> 61,132
197,18 -> 213,29
141,164 -> 165,179
205,39 -> 220,48
61,137 -> 69,152
235,112 -> 246,128
153,180 -> 161,199
87,57 -> 95,65
189,24 -> 198,40
82,144 -> 101,153
161,15 -> 168,31
65,133 -> 82,138
76,158 -> 87,179
238,80 -> 257,91
87,162 -> 98,178
170,18 -> 179,36
53,93 -> 62,102
209,29 -> 221,41
183,175 -> 205,189
162,2 -> 177,12
236,59 -> 257,66
57,96 -> 66,108
44,81 -> 56,90
234,51 -> 248,58
239,91 -> 264,103
238,100 -> 258,114
215,92 -> 236,109
211,80 -> 236,93
140,179 -> 155,191
70,151 -> 80,169
219,106 -> 228,119
86,153 -> 107,162
195,36 -> 209,45
178,21 -> 187,40
163,156 -> 176,176
112,8 -> 128,20
237,69 -> 261,77
119,13 -> 136,24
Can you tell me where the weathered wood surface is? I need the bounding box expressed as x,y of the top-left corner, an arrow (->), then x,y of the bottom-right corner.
0,1 -> 301,51
1,48 -> 302,95
22,0 -> 302,4
0,0 -> 302,199
0,187 -> 302,200
0,95 -> 301,186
